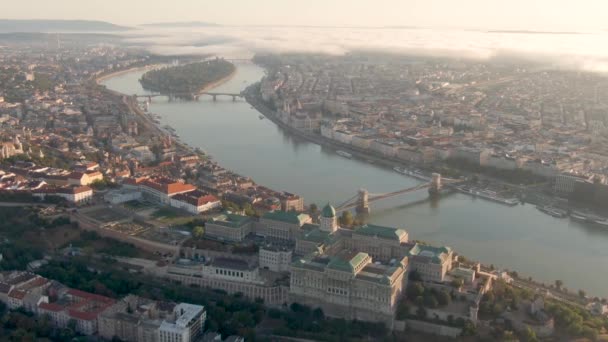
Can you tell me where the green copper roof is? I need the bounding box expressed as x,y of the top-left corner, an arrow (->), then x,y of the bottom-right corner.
263,211 -> 310,225
210,212 -> 252,228
327,252 -> 369,273
354,224 -> 407,241
322,203 -> 336,218
408,244 -> 452,264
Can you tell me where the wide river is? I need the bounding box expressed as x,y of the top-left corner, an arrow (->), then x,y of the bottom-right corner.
103,63 -> 608,297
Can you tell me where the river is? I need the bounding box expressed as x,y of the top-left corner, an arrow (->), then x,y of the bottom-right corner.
102,63 -> 608,297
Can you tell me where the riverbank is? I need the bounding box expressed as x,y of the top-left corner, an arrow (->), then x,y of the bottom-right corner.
195,66 -> 236,95
95,64 -> 161,84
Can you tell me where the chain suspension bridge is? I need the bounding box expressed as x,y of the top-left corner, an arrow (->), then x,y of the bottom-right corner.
335,173 -> 463,214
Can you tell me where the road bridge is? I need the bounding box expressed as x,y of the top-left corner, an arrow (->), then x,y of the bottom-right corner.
134,92 -> 244,102
336,173 -> 462,214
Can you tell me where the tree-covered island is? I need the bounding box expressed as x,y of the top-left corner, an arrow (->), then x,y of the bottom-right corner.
139,58 -> 235,98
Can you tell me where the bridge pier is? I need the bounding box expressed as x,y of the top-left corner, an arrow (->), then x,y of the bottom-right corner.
356,189 -> 370,214
428,173 -> 442,196
232,95 -> 237,101
212,95 -> 217,101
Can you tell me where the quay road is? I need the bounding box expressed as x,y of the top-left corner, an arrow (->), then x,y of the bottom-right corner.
0,202 -> 52,207
244,87 -> 426,173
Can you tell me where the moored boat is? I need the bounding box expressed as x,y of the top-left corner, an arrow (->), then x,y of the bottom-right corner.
336,150 -> 353,158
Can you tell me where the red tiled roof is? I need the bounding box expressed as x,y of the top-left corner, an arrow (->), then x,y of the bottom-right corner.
66,288 -> 114,304
39,302 -> 64,312
68,309 -> 98,321
85,171 -> 102,177
141,177 -> 196,195
8,289 -> 26,299
25,277 -> 49,289
172,190 -> 220,207
68,172 -> 85,180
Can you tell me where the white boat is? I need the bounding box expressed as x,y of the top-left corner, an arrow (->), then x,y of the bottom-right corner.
570,211 -> 590,222
536,206 -> 567,218
393,166 -> 407,174
336,150 -> 353,159
594,219 -> 608,227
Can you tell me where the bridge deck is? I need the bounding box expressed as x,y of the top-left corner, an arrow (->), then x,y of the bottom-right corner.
336,179 -> 463,211
135,92 -> 242,98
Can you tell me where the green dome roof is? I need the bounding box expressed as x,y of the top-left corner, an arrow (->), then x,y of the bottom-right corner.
322,203 -> 336,218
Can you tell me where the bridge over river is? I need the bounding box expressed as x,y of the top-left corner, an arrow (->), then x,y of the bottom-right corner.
134,92 -> 244,102
336,173 -> 462,214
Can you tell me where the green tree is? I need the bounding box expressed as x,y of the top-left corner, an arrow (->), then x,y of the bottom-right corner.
312,307 -> 325,320
555,279 -> 563,290
461,320 -> 477,336
339,211 -> 354,227
409,269 -> 423,282
309,203 -> 318,215
396,300 -> 410,320
437,290 -> 451,307
451,277 -> 464,288
521,326 -> 539,342
192,226 -> 205,239
407,282 -> 425,298
416,306 -> 427,319
424,294 -> 439,308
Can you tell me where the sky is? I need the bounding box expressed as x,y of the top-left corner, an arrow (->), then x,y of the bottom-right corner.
3,0 -> 608,30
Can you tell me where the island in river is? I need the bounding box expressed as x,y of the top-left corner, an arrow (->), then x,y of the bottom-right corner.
139,58 -> 235,99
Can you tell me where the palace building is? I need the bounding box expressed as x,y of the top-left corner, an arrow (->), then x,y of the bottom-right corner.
290,203 -> 453,327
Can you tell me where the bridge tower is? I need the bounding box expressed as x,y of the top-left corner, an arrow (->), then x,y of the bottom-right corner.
356,188 -> 370,214
429,173 -> 442,196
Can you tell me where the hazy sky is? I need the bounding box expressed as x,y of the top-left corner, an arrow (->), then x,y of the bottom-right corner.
3,0 -> 607,30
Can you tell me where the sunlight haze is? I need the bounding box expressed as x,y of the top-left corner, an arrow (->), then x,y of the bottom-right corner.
3,0 -> 607,30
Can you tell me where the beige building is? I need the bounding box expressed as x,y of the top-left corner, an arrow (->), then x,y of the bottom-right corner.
407,244 -> 454,282
290,250 -> 408,327
205,213 -> 253,242
258,211 -> 312,241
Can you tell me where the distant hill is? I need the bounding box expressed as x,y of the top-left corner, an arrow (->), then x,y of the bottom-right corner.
141,21 -> 220,28
0,19 -> 130,33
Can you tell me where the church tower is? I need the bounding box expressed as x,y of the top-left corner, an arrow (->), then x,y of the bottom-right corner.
320,203 -> 338,233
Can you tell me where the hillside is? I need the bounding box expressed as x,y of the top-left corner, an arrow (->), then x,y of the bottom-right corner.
0,19 -> 130,32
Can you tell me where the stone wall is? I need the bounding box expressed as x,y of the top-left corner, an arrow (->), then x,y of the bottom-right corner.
398,319 -> 462,337
165,272 -> 288,306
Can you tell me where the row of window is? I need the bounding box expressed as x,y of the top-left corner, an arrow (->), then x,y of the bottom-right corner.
215,269 -> 245,278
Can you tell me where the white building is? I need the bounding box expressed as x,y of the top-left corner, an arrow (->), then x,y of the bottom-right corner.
158,303 -> 206,342
169,191 -> 221,214
104,188 -> 142,204
205,213 -> 253,242
34,186 -> 93,203
259,246 -> 292,272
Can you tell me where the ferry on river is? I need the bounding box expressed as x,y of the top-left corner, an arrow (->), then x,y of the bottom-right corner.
536,205 -> 568,218
393,166 -> 431,181
455,185 -> 519,206
570,210 -> 608,226
336,150 -> 353,159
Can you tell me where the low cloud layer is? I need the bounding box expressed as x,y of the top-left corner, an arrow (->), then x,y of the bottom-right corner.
121,26 -> 608,72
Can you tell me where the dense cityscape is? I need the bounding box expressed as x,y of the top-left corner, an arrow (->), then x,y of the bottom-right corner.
0,19 -> 608,342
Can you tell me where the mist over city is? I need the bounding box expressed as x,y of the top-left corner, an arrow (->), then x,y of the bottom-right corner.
1,1 -> 608,341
